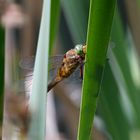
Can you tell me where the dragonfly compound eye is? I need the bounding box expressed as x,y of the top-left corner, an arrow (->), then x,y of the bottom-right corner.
75,44 -> 83,55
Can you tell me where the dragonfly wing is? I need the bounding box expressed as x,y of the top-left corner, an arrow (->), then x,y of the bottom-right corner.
19,55 -> 64,71
48,55 -> 63,82
19,56 -> 35,71
19,55 -> 84,92
19,55 -> 64,89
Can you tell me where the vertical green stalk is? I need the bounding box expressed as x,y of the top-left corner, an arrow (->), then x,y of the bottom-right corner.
28,0 -> 51,139
49,0 -> 60,54
77,0 -> 116,139
61,0 -> 89,43
0,25 -> 4,133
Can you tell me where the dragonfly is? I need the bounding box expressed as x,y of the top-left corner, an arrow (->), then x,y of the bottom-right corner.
20,44 -> 87,92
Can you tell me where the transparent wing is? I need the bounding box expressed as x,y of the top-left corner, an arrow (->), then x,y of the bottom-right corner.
19,55 -> 83,93
19,55 -> 64,72
20,55 -> 64,79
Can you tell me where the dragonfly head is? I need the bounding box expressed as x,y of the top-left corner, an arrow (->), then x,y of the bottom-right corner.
75,44 -> 86,58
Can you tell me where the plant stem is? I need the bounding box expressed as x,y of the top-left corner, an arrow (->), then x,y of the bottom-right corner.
28,0 -> 51,139
77,0 -> 116,139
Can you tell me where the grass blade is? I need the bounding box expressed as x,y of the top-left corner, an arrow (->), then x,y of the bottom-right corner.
61,0 -> 89,43
98,63 -> 130,140
111,9 -> 140,121
77,0 -> 116,139
49,0 -> 60,54
28,0 -> 51,139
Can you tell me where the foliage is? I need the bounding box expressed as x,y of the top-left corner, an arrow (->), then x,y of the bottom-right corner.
77,0 -> 116,139
28,0 -> 58,139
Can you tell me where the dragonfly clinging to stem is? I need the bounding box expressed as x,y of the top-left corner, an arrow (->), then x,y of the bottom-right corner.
20,44 -> 87,92
48,44 -> 86,92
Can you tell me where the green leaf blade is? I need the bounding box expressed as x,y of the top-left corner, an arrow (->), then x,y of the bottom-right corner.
49,0 -> 60,54
77,0 -> 116,139
28,0 -> 51,139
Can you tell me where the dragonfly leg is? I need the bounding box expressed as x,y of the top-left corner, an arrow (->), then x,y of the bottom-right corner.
75,55 -> 83,64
